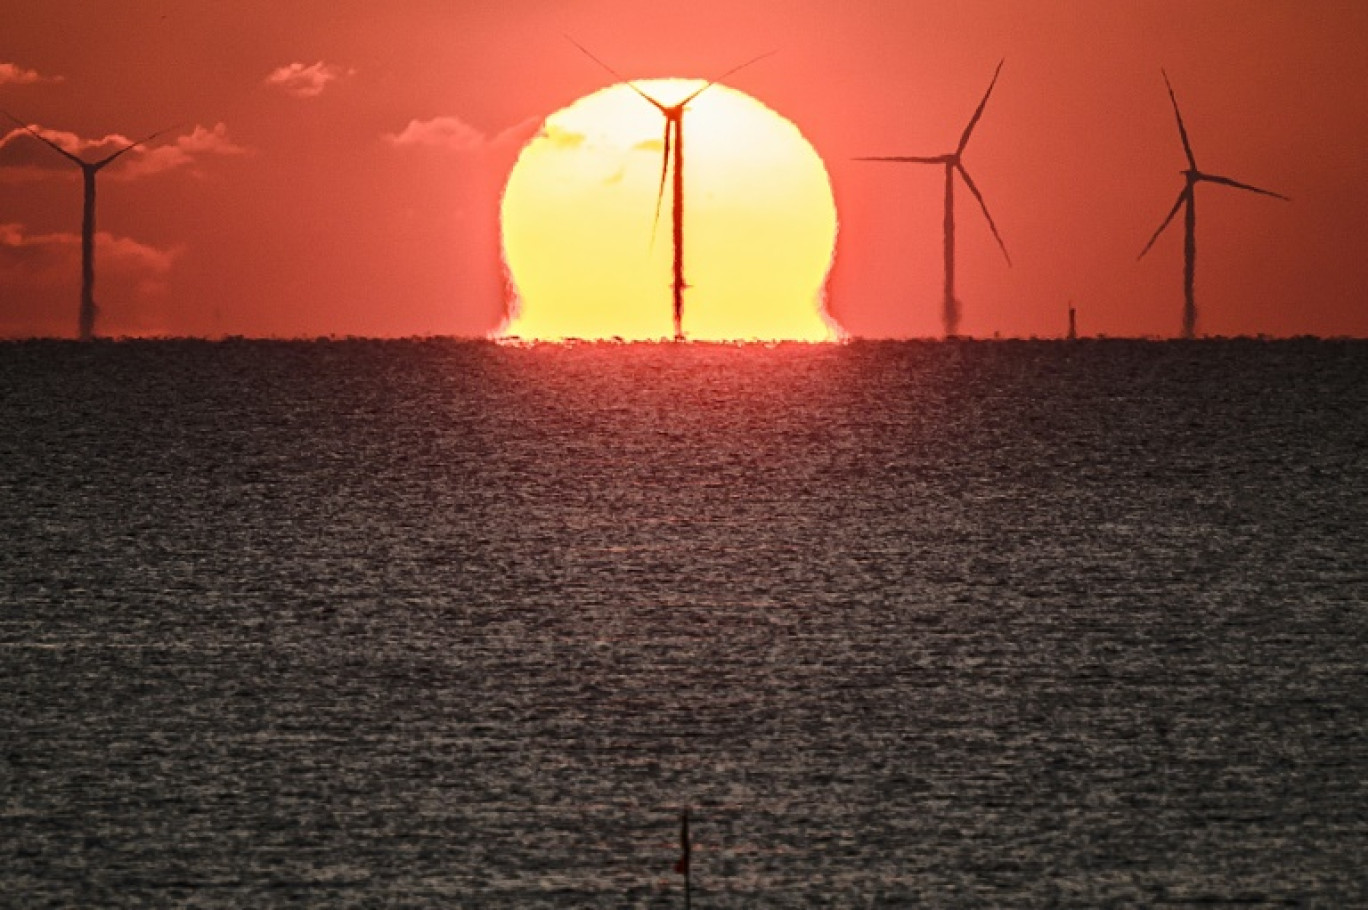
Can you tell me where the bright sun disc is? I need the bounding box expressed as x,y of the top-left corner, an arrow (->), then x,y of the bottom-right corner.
499,80 -> 840,342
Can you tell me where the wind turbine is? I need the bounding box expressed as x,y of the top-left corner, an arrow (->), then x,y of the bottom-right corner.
1138,71 -> 1289,339
856,61 -> 1011,338
3,111 -> 173,341
568,39 -> 773,341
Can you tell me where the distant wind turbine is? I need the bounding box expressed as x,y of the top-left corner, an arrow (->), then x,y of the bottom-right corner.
567,39 -> 773,341
856,61 -> 1011,338
3,110 -> 173,341
1138,71 -> 1289,340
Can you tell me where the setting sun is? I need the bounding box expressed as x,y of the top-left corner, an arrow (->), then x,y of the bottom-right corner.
499,79 -> 839,342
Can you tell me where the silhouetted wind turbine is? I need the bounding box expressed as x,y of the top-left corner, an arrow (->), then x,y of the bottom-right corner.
3,110 -> 173,341
856,61 -> 1011,338
568,39 -> 773,341
1138,71 -> 1289,340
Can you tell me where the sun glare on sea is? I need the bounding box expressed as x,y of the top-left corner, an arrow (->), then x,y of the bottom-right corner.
499,80 -> 840,342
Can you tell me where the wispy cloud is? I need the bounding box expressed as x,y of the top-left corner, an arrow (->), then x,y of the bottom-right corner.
121,123 -> 250,178
383,115 -> 541,154
0,123 -> 87,169
0,223 -> 71,272
0,223 -> 181,336
542,123 -> 588,151
0,122 -> 248,178
0,223 -> 178,288
383,115 -> 485,152
0,63 -> 63,86
263,61 -> 352,99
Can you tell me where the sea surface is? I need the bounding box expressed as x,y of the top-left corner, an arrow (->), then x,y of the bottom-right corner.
1,338 -> 1365,907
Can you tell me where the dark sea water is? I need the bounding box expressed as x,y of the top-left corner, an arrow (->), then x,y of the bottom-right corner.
2,338 -> 1365,908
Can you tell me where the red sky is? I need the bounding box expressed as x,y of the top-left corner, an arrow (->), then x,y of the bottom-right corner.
2,0 -> 1365,339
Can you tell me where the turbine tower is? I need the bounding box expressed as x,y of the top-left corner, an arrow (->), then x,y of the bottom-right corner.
3,111 -> 171,341
568,39 -> 771,341
857,61 -> 1011,338
1138,71 -> 1289,339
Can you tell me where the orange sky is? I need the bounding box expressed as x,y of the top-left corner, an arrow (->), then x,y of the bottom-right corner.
2,0 -> 1365,339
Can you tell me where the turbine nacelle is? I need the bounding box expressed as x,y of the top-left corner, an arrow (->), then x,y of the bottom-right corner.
2,108 -> 176,341
1141,70 -> 1290,339
853,61 -> 1010,337
565,37 -> 773,341
852,60 -> 1012,269
2,109 -> 172,172
1140,74 -> 1289,262
565,36 -> 770,120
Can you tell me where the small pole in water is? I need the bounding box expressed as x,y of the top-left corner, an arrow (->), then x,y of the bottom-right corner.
675,806 -> 692,909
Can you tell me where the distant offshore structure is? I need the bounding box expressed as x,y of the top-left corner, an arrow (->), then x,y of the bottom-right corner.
3,110 -> 173,341
567,38 -> 774,342
856,61 -> 1012,339
1138,71 -> 1289,340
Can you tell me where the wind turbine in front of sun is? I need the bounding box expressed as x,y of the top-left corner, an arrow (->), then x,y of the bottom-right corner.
567,38 -> 774,342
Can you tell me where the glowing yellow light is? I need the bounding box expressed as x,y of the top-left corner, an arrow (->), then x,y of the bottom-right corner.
499,80 -> 840,341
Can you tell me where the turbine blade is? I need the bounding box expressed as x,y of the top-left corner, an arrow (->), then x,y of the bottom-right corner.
957,59 -> 1005,155
565,34 -> 632,83
853,155 -> 947,164
1200,173 -> 1290,201
956,163 -> 1011,265
92,124 -> 178,171
1138,188 -> 1188,260
650,121 -> 673,250
1,109 -> 84,166
564,35 -> 667,112
681,50 -> 778,106
1161,69 -> 1197,169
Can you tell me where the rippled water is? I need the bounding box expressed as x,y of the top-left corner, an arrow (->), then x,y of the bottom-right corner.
2,339 -> 1365,907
